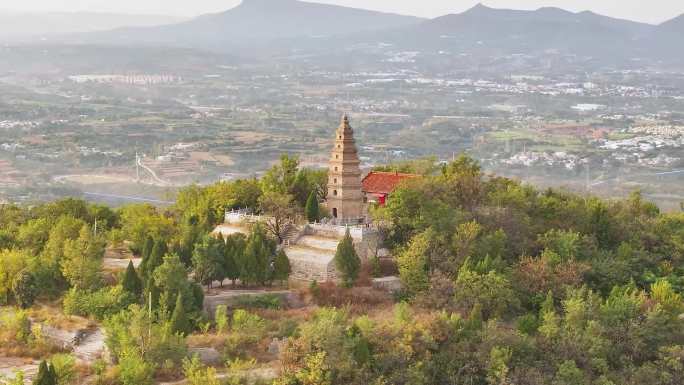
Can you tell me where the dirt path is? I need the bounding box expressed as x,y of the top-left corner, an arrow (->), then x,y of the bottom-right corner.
0,358 -> 38,384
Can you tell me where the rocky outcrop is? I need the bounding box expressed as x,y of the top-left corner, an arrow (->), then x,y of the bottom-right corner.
372,276 -> 402,293
188,347 -> 222,365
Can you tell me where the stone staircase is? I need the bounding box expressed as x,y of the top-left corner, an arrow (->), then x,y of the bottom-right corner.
281,224 -> 304,247
283,234 -> 341,281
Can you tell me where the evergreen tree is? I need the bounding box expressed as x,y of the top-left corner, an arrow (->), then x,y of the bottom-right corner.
334,229 -> 361,288
243,224 -> 273,286
141,235 -> 154,260
144,275 -> 160,310
305,191 -> 320,223
191,234 -> 222,289
139,235 -> 154,278
222,234 -> 243,286
122,260 -> 143,298
33,360 -> 56,385
170,292 -> 191,335
47,363 -> 58,385
144,239 -> 167,279
273,249 -> 291,285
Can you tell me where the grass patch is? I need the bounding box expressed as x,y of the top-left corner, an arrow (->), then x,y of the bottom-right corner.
232,294 -> 283,310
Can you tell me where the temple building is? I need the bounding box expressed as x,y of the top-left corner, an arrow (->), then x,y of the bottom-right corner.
325,115 -> 417,220
362,171 -> 418,206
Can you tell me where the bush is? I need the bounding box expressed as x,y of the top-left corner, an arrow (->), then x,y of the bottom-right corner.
118,348 -> 154,385
50,353 -> 76,385
233,294 -> 282,310
215,305 -> 229,333
63,286 -> 135,320
0,308 -> 32,344
183,355 -> 221,385
12,271 -> 37,309
516,313 -> 540,335
232,310 -> 267,342
453,267 -> 519,320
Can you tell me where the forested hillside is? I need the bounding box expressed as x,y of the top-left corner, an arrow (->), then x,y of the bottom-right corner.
1,155 -> 683,385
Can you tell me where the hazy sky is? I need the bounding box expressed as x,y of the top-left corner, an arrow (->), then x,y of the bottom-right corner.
1,0 -> 681,24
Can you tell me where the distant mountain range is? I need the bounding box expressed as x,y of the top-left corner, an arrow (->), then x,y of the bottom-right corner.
386,4 -> 657,60
15,1 -> 684,64
0,11 -> 185,41
82,0 -> 423,50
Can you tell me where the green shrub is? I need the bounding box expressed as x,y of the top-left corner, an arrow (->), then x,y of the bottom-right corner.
63,286 -> 135,320
233,294 -> 282,310
0,308 -> 32,343
232,309 -> 267,342
215,305 -> 229,333
516,313 -> 540,335
50,354 -> 76,385
118,348 -> 154,385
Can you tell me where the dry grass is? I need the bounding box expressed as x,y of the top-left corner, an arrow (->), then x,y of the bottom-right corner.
312,283 -> 394,315
29,304 -> 94,331
187,333 -> 230,349
0,342 -> 65,360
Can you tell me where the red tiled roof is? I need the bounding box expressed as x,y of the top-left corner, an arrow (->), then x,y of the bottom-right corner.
362,171 -> 419,195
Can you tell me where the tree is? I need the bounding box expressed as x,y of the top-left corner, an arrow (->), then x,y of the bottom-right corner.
33,360 -> 56,385
174,184 -> 217,232
191,234 -> 222,289
259,191 -> 296,244
397,230 -> 438,295
17,218 -> 51,255
118,204 -> 174,254
121,261 -> 143,298
334,229 -> 361,288
174,219 -> 202,266
151,253 -> 204,320
12,271 -> 37,308
222,234 -> 244,286
142,238 -> 167,279
305,191 -> 320,223
60,225 -> 104,291
273,250 -> 291,285
141,236 -> 154,260
0,249 -> 28,305
37,216 -> 86,293
454,266 -> 519,320
242,224 -> 275,286
170,292 -> 191,336
291,168 -> 328,208
261,154 -> 300,194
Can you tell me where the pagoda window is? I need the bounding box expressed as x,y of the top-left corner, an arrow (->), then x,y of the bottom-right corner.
333,190 -> 338,196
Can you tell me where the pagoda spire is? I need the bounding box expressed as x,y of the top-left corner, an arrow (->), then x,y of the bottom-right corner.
326,114 -> 364,223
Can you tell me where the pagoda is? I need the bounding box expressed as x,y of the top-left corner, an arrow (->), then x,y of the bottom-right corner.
326,115 -> 364,223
